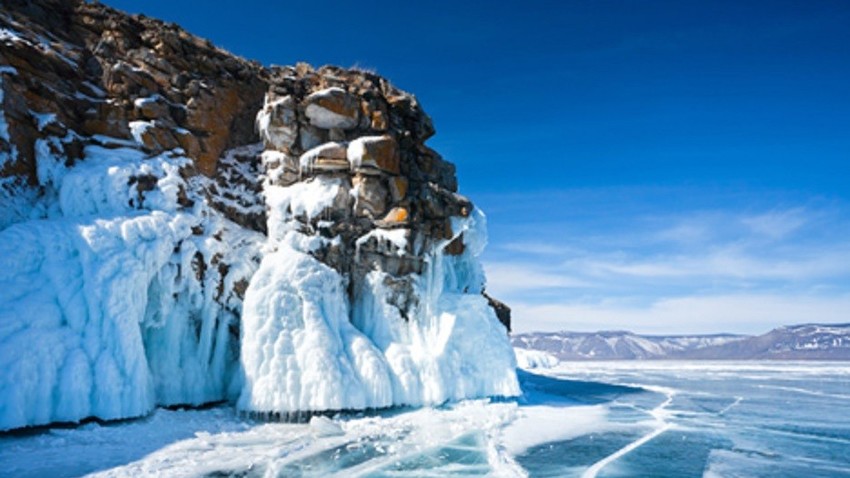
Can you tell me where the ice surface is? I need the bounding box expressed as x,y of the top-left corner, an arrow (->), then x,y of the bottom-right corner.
264,177 -> 344,241
0,77 -> 11,145
237,245 -> 395,412
3,362 -> 849,477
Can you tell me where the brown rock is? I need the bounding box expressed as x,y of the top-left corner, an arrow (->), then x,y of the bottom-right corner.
444,234 -> 465,256
352,174 -> 388,218
370,110 -> 387,130
484,293 -> 511,332
387,176 -> 408,202
303,87 -> 359,130
347,135 -> 399,175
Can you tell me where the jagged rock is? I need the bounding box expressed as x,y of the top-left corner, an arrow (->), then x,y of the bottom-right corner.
300,141 -> 348,172
257,95 -> 298,151
484,292 -> 511,332
352,174 -> 389,218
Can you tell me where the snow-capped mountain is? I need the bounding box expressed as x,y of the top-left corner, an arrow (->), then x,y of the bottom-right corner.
513,324 -> 850,360
512,331 -> 746,360
681,323 -> 850,360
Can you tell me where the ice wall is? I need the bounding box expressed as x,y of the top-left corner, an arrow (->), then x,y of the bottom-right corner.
0,144 -> 261,430
237,130 -> 519,413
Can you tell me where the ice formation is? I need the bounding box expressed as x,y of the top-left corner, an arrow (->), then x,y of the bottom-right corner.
0,136 -> 516,430
0,143 -> 261,429
0,4 -> 518,430
239,192 -> 519,413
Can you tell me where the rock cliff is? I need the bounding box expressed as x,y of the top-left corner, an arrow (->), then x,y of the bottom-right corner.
0,0 -> 517,430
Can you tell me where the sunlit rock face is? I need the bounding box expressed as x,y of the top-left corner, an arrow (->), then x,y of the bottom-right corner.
0,0 -> 517,430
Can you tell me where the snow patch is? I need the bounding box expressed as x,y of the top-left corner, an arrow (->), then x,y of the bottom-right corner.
355,228 -> 409,256
264,177 -> 343,240
128,120 -> 154,146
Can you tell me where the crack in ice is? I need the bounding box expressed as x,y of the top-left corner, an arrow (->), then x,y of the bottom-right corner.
580,387 -> 675,478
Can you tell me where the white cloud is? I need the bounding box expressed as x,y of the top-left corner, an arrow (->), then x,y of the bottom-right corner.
740,207 -> 808,239
571,246 -> 850,281
484,262 -> 591,296
481,195 -> 850,334
510,293 -> 850,335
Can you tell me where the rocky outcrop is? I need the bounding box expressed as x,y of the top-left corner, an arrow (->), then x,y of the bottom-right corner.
0,0 -> 484,309
0,0 -> 517,429
485,292 -> 512,332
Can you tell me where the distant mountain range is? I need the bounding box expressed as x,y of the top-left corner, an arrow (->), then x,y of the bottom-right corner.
512,323 -> 850,360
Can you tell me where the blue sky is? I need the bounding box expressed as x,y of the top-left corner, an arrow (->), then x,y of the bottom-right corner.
103,0 -> 850,334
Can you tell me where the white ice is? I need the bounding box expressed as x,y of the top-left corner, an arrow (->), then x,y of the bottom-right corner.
0,143 -> 261,430
1,95 -> 519,430
514,347 -> 559,369
240,173 -> 520,413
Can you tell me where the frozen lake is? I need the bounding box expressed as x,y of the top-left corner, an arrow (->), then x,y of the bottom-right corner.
2,361 -> 849,477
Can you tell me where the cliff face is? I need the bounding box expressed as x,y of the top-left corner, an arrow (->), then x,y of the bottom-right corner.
0,1 -> 517,430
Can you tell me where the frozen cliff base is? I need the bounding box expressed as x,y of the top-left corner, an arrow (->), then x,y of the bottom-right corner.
0,140 -> 518,430
0,145 -> 261,429
238,226 -> 518,414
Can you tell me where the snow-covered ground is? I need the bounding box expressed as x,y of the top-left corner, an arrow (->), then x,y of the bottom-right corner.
3,360 -> 848,477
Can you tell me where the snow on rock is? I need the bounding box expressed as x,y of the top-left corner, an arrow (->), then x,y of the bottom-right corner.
256,95 -> 298,150
303,87 -> 359,130
264,177 -> 346,241
298,141 -> 348,173
347,135 -> 400,174
355,228 -> 409,257
128,120 -> 154,146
